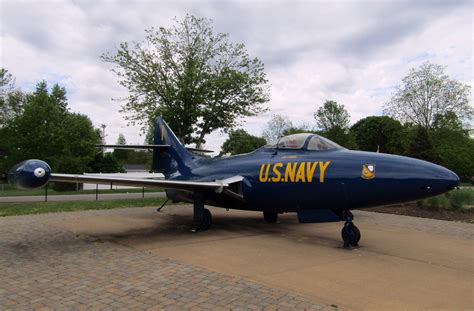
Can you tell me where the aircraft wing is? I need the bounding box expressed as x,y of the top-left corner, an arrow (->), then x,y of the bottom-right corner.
50,173 -> 236,194
9,159 -> 245,201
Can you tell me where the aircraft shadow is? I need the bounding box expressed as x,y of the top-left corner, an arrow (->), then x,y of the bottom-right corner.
90,212 -> 343,249
1,211 -> 346,262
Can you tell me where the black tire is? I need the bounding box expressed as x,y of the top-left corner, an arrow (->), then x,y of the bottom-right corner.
263,211 -> 278,224
341,223 -> 361,246
198,208 -> 212,231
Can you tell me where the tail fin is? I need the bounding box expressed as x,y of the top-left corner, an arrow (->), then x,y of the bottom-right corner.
152,117 -> 195,178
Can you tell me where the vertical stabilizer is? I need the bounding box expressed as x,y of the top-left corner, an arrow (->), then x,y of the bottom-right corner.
152,117 -> 195,178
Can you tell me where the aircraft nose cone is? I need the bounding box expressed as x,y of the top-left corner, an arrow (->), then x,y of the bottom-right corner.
440,167 -> 460,190
424,163 -> 459,193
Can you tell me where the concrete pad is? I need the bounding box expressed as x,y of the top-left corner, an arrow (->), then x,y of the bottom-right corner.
52,205 -> 474,310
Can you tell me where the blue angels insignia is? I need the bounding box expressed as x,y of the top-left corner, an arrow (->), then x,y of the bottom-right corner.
362,164 -> 375,180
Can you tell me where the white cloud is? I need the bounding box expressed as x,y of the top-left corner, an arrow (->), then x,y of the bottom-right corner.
0,0 -> 471,153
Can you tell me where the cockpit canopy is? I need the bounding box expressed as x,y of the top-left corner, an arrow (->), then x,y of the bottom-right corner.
268,133 -> 344,151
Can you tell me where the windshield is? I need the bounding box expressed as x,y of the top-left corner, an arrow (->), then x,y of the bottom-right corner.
264,133 -> 344,151
307,135 -> 344,151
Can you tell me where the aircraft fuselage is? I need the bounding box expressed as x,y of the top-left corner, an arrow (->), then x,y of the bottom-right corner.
168,148 -> 459,213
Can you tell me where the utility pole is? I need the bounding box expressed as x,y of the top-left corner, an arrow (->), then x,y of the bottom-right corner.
101,124 -> 107,153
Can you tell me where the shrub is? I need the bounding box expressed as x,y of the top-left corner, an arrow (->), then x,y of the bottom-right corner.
420,195 -> 450,210
51,182 -> 78,192
417,189 -> 474,211
449,189 -> 474,210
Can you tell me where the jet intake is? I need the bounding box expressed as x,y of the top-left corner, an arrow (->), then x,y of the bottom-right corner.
8,159 -> 51,190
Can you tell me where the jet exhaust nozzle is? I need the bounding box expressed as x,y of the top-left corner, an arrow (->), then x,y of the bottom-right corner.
8,159 -> 51,190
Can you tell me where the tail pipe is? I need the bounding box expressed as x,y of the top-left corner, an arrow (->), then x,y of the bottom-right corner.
8,159 -> 51,190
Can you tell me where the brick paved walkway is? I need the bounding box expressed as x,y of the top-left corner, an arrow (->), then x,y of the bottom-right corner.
0,209 -> 338,311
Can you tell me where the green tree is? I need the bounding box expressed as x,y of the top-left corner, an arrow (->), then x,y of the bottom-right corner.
314,100 -> 357,149
102,15 -> 269,147
0,127 -> 8,173
2,81 -> 101,190
406,126 -> 438,163
431,112 -> 474,181
283,126 -> 316,136
112,133 -> 152,167
434,130 -> 474,182
0,68 -> 14,95
398,112 -> 474,181
116,133 -> 127,145
350,116 -> 404,154
0,69 -> 25,172
0,68 -> 25,128
314,100 -> 350,131
383,62 -> 472,130
88,152 -> 124,173
262,114 -> 293,143
126,150 -> 152,166
50,84 -> 68,112
221,129 -> 266,155
113,133 -> 129,163
433,111 -> 465,131
320,127 -> 358,149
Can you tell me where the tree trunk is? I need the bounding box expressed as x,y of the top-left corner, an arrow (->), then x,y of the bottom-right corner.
195,123 -> 209,149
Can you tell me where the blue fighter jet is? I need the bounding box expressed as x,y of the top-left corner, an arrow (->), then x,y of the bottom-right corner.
7,117 -> 459,247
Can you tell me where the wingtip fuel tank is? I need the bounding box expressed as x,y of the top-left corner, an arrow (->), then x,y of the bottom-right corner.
8,159 -> 51,190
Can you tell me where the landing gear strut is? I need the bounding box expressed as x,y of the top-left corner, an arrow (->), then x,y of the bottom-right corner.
341,211 -> 360,248
193,193 -> 212,231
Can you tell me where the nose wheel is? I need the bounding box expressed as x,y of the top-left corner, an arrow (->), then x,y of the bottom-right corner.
341,211 -> 360,248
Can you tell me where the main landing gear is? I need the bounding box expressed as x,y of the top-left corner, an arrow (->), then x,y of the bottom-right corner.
341,210 -> 361,249
263,211 -> 278,223
193,193 -> 212,231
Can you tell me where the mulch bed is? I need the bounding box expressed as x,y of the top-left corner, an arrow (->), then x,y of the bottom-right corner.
361,203 -> 474,222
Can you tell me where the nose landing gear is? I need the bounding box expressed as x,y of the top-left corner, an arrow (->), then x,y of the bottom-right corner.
341,211 -> 360,249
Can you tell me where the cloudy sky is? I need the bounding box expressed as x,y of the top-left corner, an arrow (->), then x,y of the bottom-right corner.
1,0 -> 472,152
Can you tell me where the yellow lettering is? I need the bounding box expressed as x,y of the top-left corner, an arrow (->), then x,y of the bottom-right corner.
285,162 -> 297,182
295,163 -> 306,182
259,163 -> 271,182
306,162 -> 318,182
272,163 -> 283,182
319,161 -> 331,183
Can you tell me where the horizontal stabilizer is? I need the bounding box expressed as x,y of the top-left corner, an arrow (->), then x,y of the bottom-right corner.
184,147 -> 214,153
97,144 -> 213,153
97,144 -> 170,149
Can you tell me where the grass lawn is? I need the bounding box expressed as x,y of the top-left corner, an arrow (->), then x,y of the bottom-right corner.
0,197 -> 167,217
0,185 -> 162,197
